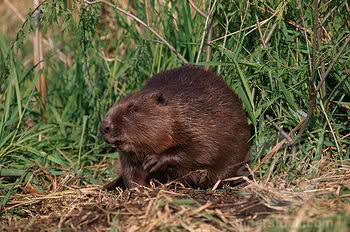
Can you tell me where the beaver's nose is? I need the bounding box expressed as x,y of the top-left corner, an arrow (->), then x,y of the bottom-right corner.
100,118 -> 113,135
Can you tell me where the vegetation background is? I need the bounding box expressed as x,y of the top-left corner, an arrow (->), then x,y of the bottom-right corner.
0,0 -> 349,231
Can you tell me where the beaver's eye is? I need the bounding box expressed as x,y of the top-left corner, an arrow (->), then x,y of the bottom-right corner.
155,93 -> 167,106
127,104 -> 136,114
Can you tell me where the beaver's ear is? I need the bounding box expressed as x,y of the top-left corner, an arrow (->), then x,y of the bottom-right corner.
153,92 -> 167,106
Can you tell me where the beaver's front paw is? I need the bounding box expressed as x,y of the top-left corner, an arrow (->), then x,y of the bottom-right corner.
142,155 -> 166,173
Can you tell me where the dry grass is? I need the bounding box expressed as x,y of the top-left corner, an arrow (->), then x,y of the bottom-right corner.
1,160 -> 349,232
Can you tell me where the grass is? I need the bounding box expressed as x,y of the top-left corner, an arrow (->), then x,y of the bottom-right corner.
0,0 -> 349,231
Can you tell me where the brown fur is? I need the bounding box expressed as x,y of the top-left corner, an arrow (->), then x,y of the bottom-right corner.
101,65 -> 250,189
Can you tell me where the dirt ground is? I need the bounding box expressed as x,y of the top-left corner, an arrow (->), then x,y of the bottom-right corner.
1,166 -> 349,232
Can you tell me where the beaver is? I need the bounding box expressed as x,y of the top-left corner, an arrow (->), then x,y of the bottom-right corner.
100,65 -> 250,190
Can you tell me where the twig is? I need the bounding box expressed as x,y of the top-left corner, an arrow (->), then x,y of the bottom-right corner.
219,1 -> 347,171
296,0 -> 318,137
253,119 -> 304,173
83,0 -> 188,64
263,152 -> 278,187
296,0 -> 313,74
196,0 -> 217,64
255,14 -> 266,48
263,19 -> 278,45
266,115 -> 292,142
315,35 -> 350,92
209,2 -> 287,44
143,0 -> 151,26
254,3 -> 321,169
319,100 -> 340,153
33,0 -> 46,100
218,14 -> 230,74
188,0 -> 206,18
297,3 -> 350,137
287,20 -> 313,35
205,25 -> 213,70
253,140 -> 287,173
339,133 -> 350,141
254,32 -> 349,171
239,1 -> 251,36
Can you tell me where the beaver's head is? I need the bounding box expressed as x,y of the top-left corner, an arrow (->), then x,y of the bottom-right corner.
100,90 -> 175,155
